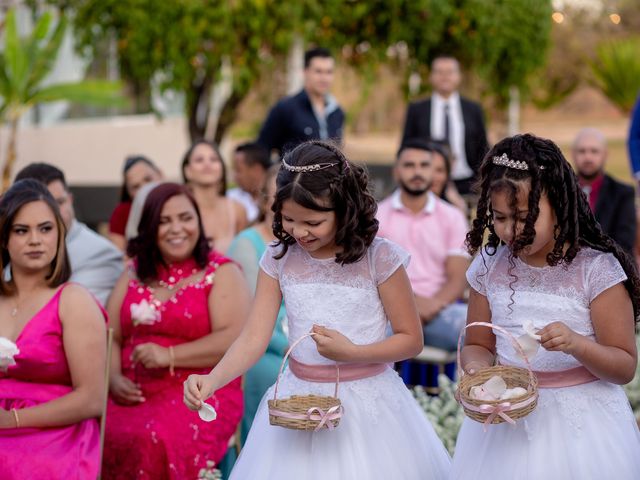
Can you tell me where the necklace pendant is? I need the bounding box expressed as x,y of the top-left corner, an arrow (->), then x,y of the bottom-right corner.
11,307 -> 17,317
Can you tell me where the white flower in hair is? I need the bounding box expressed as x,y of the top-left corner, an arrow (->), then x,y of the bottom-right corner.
0,337 -> 20,371
130,299 -> 160,326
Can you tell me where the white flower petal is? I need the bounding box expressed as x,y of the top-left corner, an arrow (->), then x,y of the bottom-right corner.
469,386 -> 495,401
483,375 -> 507,399
499,387 -> 528,400
517,333 -> 540,361
198,403 -> 217,422
523,320 -> 542,341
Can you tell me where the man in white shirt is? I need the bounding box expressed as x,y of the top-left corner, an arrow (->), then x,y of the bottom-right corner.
228,142 -> 271,223
402,55 -> 489,195
15,163 -> 123,305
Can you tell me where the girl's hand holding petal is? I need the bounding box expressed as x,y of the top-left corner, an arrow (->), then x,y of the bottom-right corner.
183,374 -> 216,411
311,325 -> 356,362
539,322 -> 584,355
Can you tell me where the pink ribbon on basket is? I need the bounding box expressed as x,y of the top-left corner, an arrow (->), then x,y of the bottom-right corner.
306,405 -> 343,431
478,402 -> 516,430
268,404 -> 344,432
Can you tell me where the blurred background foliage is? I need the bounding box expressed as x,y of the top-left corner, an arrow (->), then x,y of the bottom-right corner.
15,0 -> 640,145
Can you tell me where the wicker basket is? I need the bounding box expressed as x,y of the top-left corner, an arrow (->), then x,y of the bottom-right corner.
268,333 -> 343,431
456,322 -> 538,427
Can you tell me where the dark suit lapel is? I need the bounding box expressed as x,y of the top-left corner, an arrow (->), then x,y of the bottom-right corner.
424,99 -> 432,135
594,175 -> 613,229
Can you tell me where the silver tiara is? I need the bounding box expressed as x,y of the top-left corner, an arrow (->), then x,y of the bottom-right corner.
492,153 -> 544,171
281,157 -> 338,173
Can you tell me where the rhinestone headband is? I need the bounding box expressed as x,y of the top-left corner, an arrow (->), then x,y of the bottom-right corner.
281,157 -> 338,173
492,153 -> 544,171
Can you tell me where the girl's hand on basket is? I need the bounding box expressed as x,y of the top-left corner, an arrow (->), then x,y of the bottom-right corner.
538,322 -> 584,356
183,374 -> 217,411
311,325 -> 356,362
464,360 -> 490,375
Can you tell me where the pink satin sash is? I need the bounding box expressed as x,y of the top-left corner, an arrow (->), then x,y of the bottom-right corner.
534,366 -> 598,388
288,357 -> 387,383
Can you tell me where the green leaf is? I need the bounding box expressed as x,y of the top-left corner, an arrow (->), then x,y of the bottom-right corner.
27,80 -> 127,107
26,15 -> 67,93
4,9 -> 28,94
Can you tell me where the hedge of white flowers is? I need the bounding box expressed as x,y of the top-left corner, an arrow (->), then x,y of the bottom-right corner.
198,461 -> 222,480
412,374 -> 464,455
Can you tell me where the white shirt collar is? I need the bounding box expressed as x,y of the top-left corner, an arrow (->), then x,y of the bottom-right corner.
432,91 -> 460,107
390,189 -> 436,214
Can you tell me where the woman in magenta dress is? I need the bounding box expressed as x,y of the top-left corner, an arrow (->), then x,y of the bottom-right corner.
103,183 -> 249,479
0,179 -> 107,479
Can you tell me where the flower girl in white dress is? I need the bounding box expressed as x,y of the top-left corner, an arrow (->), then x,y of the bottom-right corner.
454,134 -> 640,479
184,141 -> 451,479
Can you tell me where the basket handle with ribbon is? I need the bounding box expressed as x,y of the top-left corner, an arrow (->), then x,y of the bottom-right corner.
457,321 -> 538,428
272,332 -> 340,401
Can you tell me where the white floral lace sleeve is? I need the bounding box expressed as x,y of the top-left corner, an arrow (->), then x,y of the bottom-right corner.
259,242 -> 283,279
466,248 -> 500,296
586,251 -> 627,302
369,237 -> 410,285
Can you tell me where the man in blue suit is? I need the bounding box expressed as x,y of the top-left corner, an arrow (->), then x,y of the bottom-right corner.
257,47 -> 344,157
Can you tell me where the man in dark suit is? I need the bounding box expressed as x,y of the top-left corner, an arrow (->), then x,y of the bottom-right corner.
573,127 -> 637,254
257,47 -> 344,157
401,55 -> 489,194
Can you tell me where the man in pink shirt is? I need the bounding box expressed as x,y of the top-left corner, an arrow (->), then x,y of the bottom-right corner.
377,139 -> 470,350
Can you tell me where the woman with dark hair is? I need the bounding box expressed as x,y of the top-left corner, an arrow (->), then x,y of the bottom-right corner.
182,140 -> 247,253
0,179 -> 107,479
109,155 -> 163,251
103,182 -> 249,479
429,140 -> 468,214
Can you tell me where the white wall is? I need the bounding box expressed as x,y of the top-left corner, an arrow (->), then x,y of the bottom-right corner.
8,114 -> 191,185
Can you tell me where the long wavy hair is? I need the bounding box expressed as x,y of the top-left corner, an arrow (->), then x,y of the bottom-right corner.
272,140 -> 379,265
127,183 -> 210,282
181,140 -> 227,196
466,133 -> 640,321
0,179 -> 70,295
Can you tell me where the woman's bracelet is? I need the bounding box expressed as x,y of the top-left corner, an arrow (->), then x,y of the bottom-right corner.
10,408 -> 20,428
168,346 -> 175,376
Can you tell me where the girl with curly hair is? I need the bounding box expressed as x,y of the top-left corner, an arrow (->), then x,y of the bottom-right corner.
184,141 -> 451,479
453,133 -> 640,479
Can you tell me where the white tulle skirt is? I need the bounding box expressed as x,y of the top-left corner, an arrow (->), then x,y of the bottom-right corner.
451,380 -> 640,480
230,367 -> 451,479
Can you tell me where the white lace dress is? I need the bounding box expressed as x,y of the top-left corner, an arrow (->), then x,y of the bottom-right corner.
230,237 -> 452,479
452,246 -> 640,480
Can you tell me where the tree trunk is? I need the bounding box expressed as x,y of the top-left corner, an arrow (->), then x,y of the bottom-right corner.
187,75 -> 212,142
2,116 -> 19,193
214,88 -> 245,145
204,57 -> 232,142
286,34 -> 304,95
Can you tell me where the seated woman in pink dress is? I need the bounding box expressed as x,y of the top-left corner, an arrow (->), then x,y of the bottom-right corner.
0,179 -> 107,480
103,183 -> 249,479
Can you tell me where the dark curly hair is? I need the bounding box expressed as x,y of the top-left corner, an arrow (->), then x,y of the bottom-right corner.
466,133 -> 640,321
127,183 -> 210,282
272,140 -> 379,265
